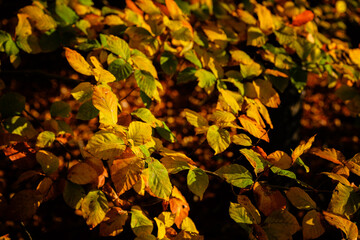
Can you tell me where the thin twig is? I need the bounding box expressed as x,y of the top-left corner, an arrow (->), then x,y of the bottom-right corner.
20,221 -> 32,240
119,87 -> 139,102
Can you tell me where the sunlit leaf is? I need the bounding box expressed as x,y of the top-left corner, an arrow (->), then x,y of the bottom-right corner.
229,196 -> 261,225
247,27 -> 267,47
170,186 -> 190,228
206,125 -> 230,155
86,131 -> 126,160
323,211 -> 358,240
321,172 -> 350,186
55,3 -> 78,26
108,58 -> 133,81
64,47 -> 92,76
215,164 -> 253,188
184,109 -> 208,128
81,190 -> 109,229
4,116 -> 38,139
128,121 -> 152,146
36,150 -> 59,175
180,217 -> 199,234
255,4 -> 274,33
267,151 -> 292,170
239,115 -> 269,142
20,5 -> 57,32
92,86 -> 118,125
131,205 -> 153,237
132,108 -> 162,127
219,89 -> 240,113
328,183 -> 360,218
165,0 -> 183,20
184,50 -> 202,68
187,168 -> 209,200
147,158 -> 172,200
302,210 -> 325,240
292,10 -> 314,26
134,69 -> 159,101
231,134 -> 252,146
285,187 -> 316,210
195,69 -> 217,88
100,34 -> 130,60
291,135 -> 316,161
154,217 -> 166,239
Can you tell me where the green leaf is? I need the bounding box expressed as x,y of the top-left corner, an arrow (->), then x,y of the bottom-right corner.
55,4 -> 78,26
4,116 -> 37,139
207,125 -> 230,154
36,131 -> 55,148
231,134 -> 252,146
328,183 -> 360,218
81,190 -> 109,229
76,100 -> 99,120
63,180 -> 85,209
184,109 -> 208,128
134,70 -> 158,100
184,50 -> 202,68
294,156 -> 309,173
0,92 -> 25,118
108,58 -> 133,81
79,0 -> 94,6
131,108 -> 162,127
177,67 -> 197,84
215,164 -> 253,188
285,187 -> 316,210
263,210 -> 300,240
156,121 -> 176,143
71,82 -> 93,103
270,166 -> 296,179
92,86 -> 118,125
86,131 -> 126,160
131,205 -> 153,237
195,69 -> 217,88
160,51 -> 178,75
229,197 -> 261,225
50,101 -> 71,118
36,150 -> 59,175
247,26 -> 267,47
187,168 -> 209,200
128,121 -> 153,146
56,120 -> 73,135
100,34 -> 130,60
240,148 -> 266,175
147,158 -> 172,200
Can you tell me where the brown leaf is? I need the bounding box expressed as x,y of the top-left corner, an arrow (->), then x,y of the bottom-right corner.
6,190 -> 42,221
67,162 -> 98,185
0,133 -> 25,146
253,182 -> 286,216
302,210 -> 325,240
37,177 -> 57,202
292,10 -> 314,27
291,135 -> 316,161
110,147 -> 144,195
99,207 -> 128,237
169,186 -> 190,228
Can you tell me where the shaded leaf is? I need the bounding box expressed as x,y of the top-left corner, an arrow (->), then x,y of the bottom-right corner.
240,148 -> 266,175
323,211 -> 358,240
63,180 -> 85,209
71,82 -> 93,103
86,131 -> 126,160
302,210 -> 325,240
160,51 -> 178,75
100,34 -> 130,60
263,210 -> 300,240
253,182 -> 286,216
99,207 -> 128,237
328,183 -> 360,218
76,100 -> 99,120
195,69 -> 217,88
50,101 -> 71,118
131,205 -> 153,237
170,186 -> 190,228
108,58 -> 133,81
67,162 -> 98,185
36,131 -> 55,148
285,187 -> 316,210
36,150 -> 59,175
187,168 -> 209,200
7,189 -> 42,221
4,116 -> 37,139
229,196 -> 261,225
0,92 -> 25,118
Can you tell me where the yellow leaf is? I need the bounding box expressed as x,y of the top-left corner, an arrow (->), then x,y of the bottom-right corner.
184,109 -> 209,128
267,151 -> 292,169
291,135 -> 316,161
64,48 -> 92,76
127,121 -> 153,146
16,13 -> 32,38
206,125 -> 230,155
202,24 -> 227,42
131,54 -> 158,79
245,80 -> 280,108
209,110 -> 236,123
219,89 -> 240,113
90,56 -> 116,83
239,115 -> 269,142
20,5 -> 57,32
246,99 -> 266,128
255,4 -> 274,33
254,99 -> 273,129
92,86 -> 118,125
231,134 -> 252,146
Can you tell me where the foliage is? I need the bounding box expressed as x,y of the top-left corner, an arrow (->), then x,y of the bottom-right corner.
0,0 -> 360,239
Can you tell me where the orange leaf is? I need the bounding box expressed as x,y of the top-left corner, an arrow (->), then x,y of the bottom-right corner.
292,10 -> 314,27
253,182 -> 286,216
291,135 -> 316,161
267,151 -> 292,169
110,147 -> 144,195
239,115 -> 269,142
165,0 -> 183,20
126,0 -> 143,15
310,148 -> 344,165
99,207 -> 128,237
169,186 -> 189,228
67,162 -> 98,185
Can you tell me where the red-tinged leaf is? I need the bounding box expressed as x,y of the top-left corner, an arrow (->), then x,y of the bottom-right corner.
99,207 -> 128,237
67,162 -> 98,185
267,151 -> 292,169
302,210 -> 325,240
253,182 -> 286,216
170,186 -> 190,228
291,135 -> 316,161
3,142 -> 36,169
292,10 -> 314,27
310,148 -> 345,165
323,211 -> 358,240
239,115 -> 269,142
110,148 -> 144,195
85,157 -> 108,188
6,189 -> 42,221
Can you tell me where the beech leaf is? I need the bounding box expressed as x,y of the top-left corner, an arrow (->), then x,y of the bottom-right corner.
285,187 -> 316,210
92,86 -> 118,125
206,125 -> 230,155
302,210 -> 325,240
263,210 -> 300,240
147,158 -> 172,200
67,162 -> 98,185
131,205 -> 153,237
81,190 -> 109,229
187,168 -> 209,200
36,150 -> 59,175
229,196 -> 261,225
215,164 -> 253,188
323,211 -> 358,240
64,47 -> 92,76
